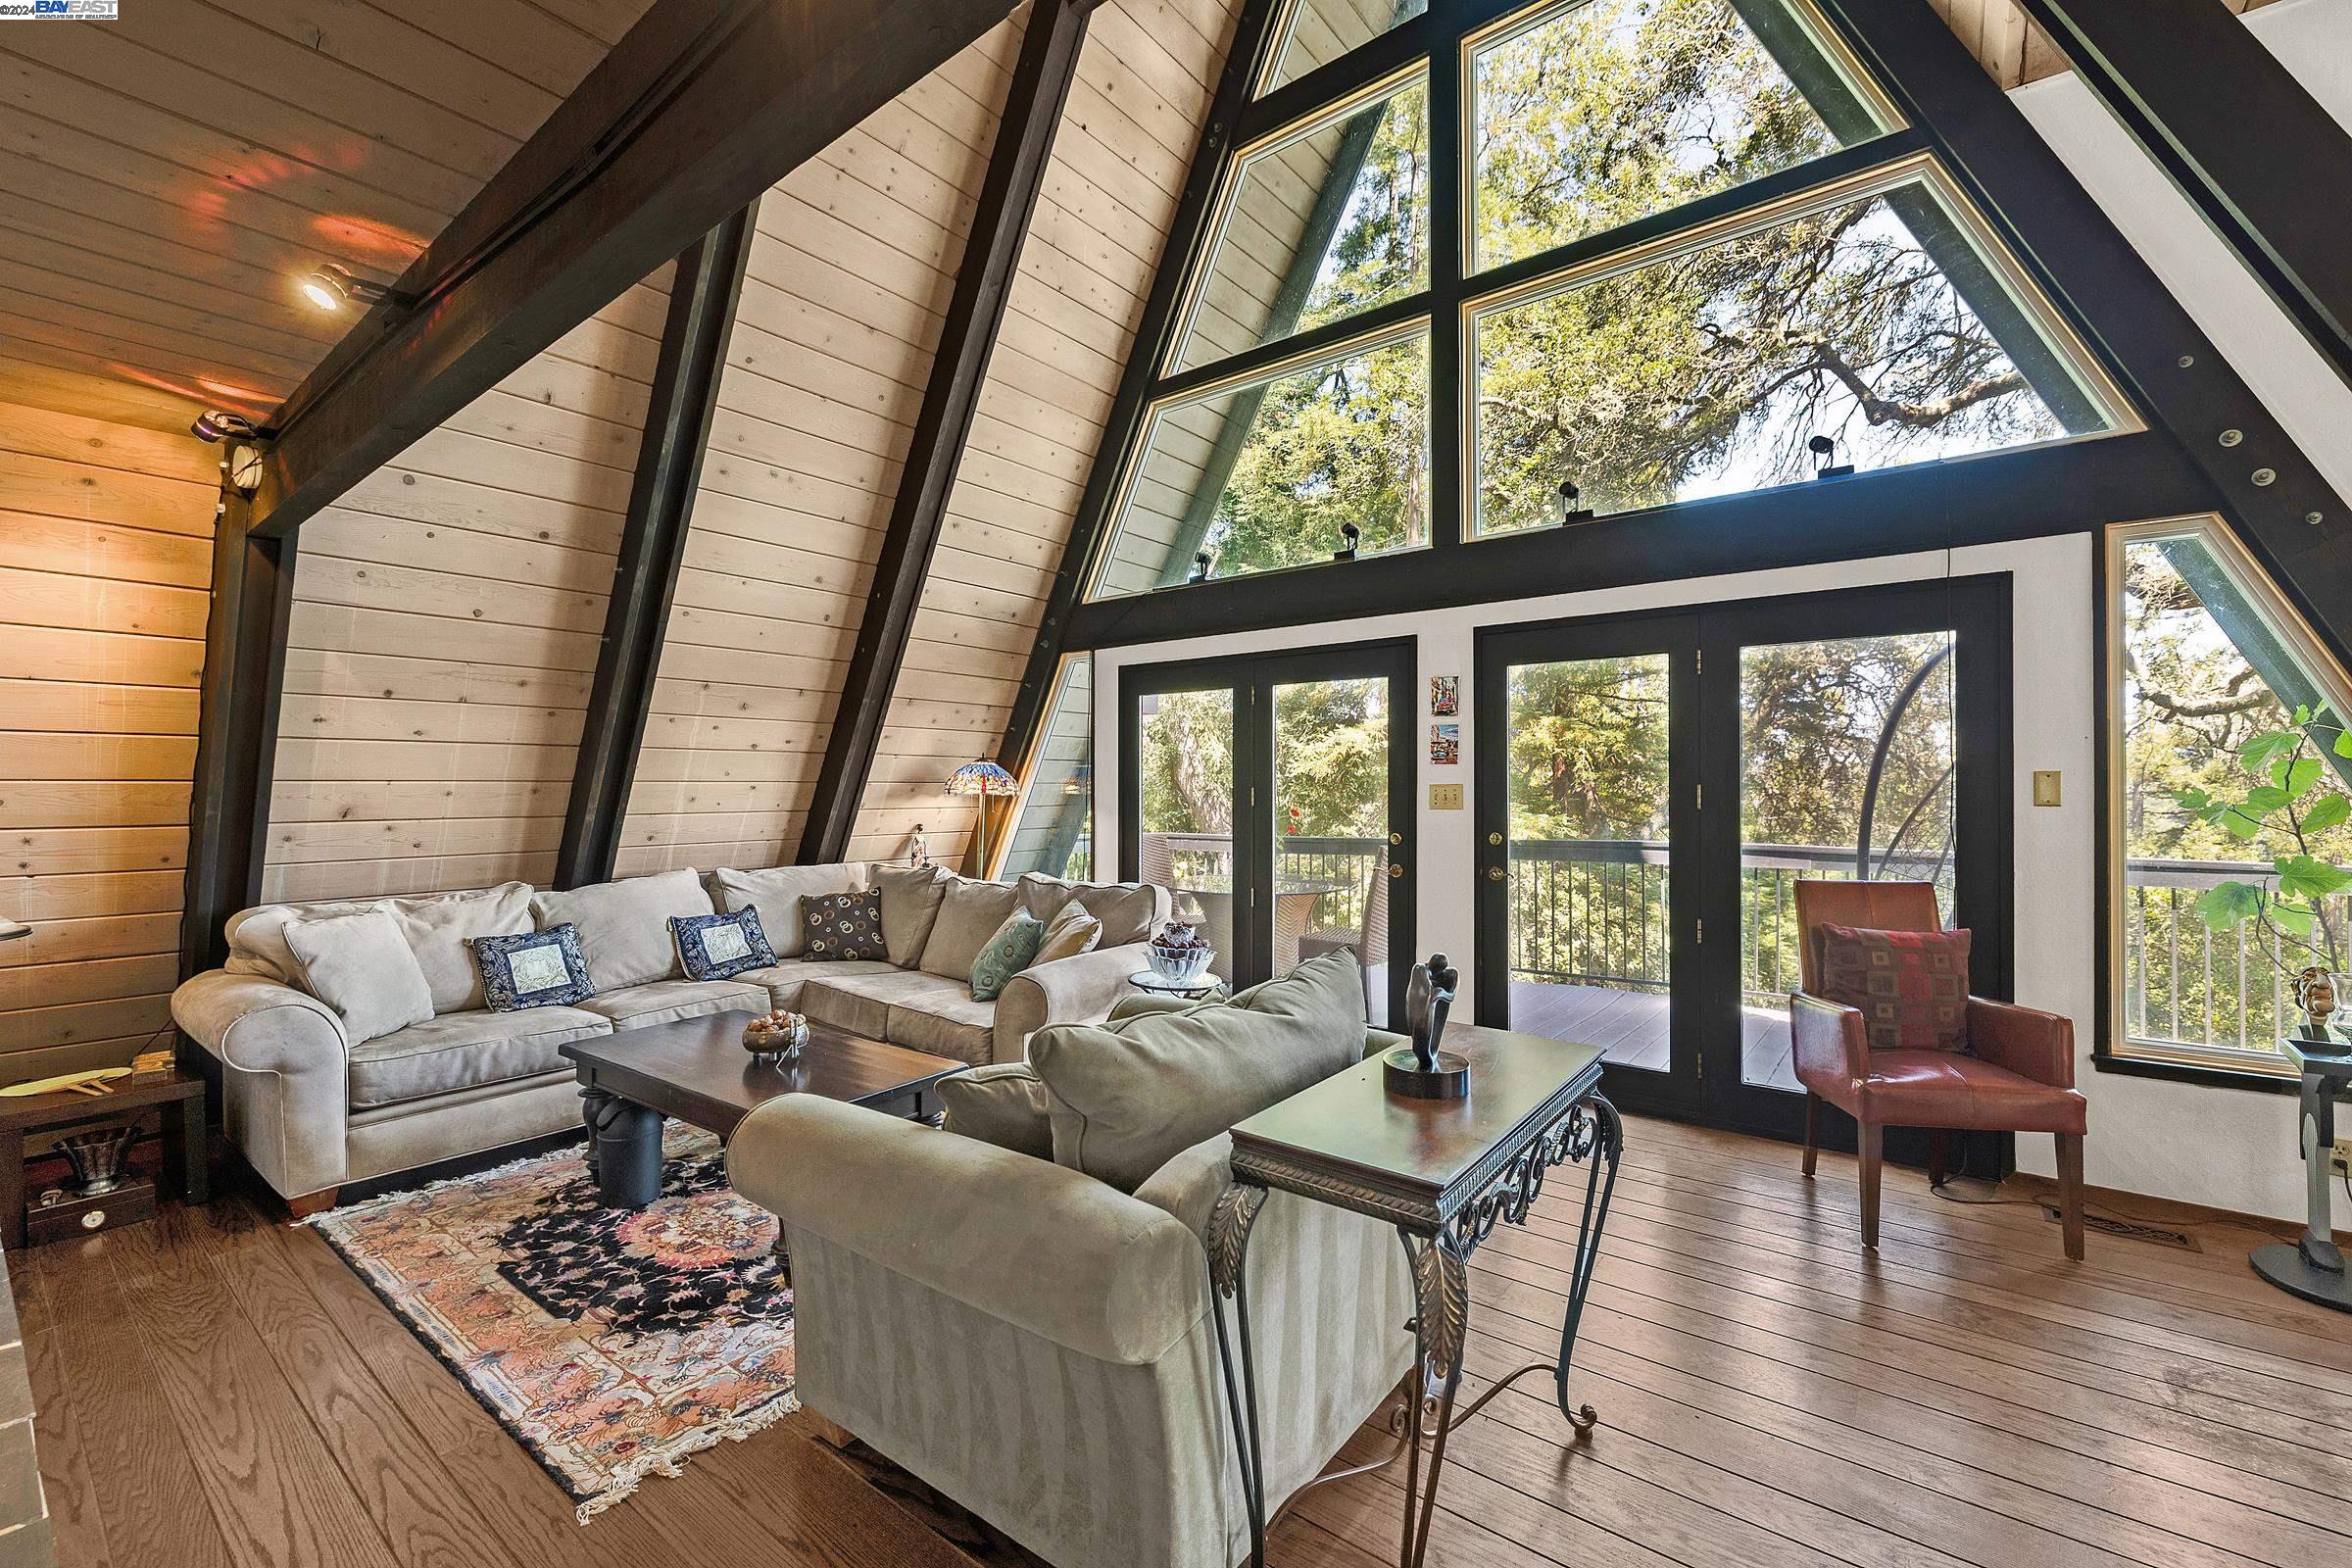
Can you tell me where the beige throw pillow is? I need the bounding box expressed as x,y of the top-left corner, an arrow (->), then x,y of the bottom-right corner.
1015,873 -> 1165,946
873,863 -> 952,968
1028,949 -> 1366,1193
715,862 -> 869,958
282,909 -> 435,1046
391,883 -> 533,1013
531,868 -> 712,992
919,876 -> 1022,980
1029,901 -> 1102,966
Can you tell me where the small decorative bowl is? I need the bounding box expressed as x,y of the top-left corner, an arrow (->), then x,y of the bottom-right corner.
743,1009 -> 809,1060
1146,927 -> 1214,984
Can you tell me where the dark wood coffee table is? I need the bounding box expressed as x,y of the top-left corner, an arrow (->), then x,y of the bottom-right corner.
558,1011 -> 967,1207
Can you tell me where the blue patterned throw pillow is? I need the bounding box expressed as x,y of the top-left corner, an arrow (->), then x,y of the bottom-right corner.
671,906 -> 774,981
969,910 -> 1046,1002
800,890 -> 886,961
470,925 -> 594,1010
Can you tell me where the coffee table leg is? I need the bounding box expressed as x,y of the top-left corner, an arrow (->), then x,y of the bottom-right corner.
583,1094 -> 663,1207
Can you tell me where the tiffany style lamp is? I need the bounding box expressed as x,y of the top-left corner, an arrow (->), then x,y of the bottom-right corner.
945,760 -> 1020,877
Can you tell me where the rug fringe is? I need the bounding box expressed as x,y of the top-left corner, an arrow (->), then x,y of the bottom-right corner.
573,1387 -> 803,1525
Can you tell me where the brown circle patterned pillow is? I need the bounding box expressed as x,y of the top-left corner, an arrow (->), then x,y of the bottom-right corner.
1815,922 -> 1971,1053
799,889 -> 885,962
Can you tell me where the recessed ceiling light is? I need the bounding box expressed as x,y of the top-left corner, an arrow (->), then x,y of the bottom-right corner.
302,262 -> 392,311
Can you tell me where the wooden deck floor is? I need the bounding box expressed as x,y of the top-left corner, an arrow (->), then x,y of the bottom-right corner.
1510,980 -> 1799,1090
20,1118 -> 2352,1568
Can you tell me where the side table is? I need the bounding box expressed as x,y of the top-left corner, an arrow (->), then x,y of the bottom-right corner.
1127,969 -> 1226,1003
2252,1031 -> 2352,1311
1205,1022 -> 1618,1568
0,1068 -> 208,1249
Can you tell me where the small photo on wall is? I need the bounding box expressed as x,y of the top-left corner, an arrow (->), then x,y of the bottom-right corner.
1430,723 -> 1459,765
1429,675 -> 1459,715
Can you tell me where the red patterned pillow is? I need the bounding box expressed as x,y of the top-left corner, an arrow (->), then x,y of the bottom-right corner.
1814,923 -> 1972,1053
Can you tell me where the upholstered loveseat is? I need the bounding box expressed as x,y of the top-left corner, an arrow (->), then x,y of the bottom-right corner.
170,861 -> 1168,1207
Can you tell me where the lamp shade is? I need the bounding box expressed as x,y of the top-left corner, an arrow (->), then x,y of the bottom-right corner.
945,760 -> 1020,798
0,918 -> 27,943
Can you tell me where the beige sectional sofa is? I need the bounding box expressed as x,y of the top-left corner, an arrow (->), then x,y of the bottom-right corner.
171,861 -> 1168,1206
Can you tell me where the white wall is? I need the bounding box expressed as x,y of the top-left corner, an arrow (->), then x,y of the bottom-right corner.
1083,6 -> 2352,1223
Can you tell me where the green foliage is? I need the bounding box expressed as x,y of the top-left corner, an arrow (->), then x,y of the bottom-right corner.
2174,708 -> 2352,977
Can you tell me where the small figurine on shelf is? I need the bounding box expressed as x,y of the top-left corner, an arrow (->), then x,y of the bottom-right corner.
2296,965 -> 2337,1031
908,823 -> 929,868
1386,953 -> 1468,1100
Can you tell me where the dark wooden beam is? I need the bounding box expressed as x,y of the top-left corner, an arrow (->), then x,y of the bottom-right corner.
1817,0 -> 2352,669
2013,0 -> 2352,394
996,0 -> 1287,770
179,481 -> 297,976
798,0 -> 1095,866
554,206 -> 758,890
245,0 -> 1023,541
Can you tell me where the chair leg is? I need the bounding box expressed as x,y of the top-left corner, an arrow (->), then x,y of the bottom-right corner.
1802,1093 -> 1820,1177
1857,1120 -> 1883,1250
2055,1133 -> 2085,1261
1928,1129 -> 1948,1188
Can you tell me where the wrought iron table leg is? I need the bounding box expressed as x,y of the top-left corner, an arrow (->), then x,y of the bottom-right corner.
1396,1226 -> 1468,1568
1207,1183 -> 1269,1568
1553,1093 -> 1623,1431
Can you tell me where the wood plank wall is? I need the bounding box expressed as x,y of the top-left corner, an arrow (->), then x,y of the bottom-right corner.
0,402 -> 218,1080
845,0 -> 1247,868
258,274 -> 672,904
609,22 -> 1026,879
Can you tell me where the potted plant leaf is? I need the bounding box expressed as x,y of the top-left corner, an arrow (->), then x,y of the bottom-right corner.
2175,703 -> 2352,1026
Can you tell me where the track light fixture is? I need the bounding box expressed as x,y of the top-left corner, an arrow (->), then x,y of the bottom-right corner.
1556,477 -> 1592,525
302,262 -> 394,312
191,409 -> 258,443
1810,433 -> 1853,478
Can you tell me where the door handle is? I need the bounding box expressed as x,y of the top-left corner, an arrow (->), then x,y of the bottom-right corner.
1487,865 -> 1505,881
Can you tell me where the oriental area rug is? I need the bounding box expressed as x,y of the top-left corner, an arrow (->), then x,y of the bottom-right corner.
311,1126 -> 797,1522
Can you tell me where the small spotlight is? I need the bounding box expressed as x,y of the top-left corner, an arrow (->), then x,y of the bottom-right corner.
302,262 -> 392,312
1187,551 -> 1212,585
191,410 -> 257,444
1556,477 -> 1592,525
1810,433 -> 1853,478
1333,520 -> 1361,563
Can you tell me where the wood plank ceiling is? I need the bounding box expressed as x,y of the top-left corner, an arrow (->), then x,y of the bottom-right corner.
0,0 -> 658,435
1934,0 -> 2286,88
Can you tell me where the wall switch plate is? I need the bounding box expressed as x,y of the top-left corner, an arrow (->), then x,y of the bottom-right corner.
1430,783 -> 1463,810
2032,770 -> 2062,807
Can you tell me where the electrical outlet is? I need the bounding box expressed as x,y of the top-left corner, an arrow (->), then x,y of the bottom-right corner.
2331,1137 -> 2352,1178
1429,783 -> 1463,810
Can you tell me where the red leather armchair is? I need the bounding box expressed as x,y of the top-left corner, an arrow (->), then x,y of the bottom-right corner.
1790,881 -> 2087,1259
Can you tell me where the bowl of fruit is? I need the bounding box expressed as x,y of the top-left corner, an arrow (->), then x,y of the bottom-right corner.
742,1008 -> 810,1061
1145,919 -> 1215,984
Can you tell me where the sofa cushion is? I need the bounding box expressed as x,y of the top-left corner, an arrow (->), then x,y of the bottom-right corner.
715,862 -> 869,957
875,864 -> 952,967
968,910 -> 1045,1003
531,868 -> 712,991
938,1062 -> 1052,1156
800,967 -> 974,1043
578,978 -> 768,1030
1028,949 -> 1365,1193
227,882 -> 534,1013
281,909 -> 435,1046
347,1005 -> 612,1108
918,876 -> 1021,980
1030,901 -> 1102,967
471,926 -> 595,1010
733,956 -> 896,1010
671,907 -> 775,981
800,889 -> 887,961
1015,873 -> 1165,946
888,988 -> 1000,1067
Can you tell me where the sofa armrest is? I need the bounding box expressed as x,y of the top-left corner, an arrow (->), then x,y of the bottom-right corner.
727,1096 -> 1201,1364
1967,997 -> 2075,1088
1789,991 -> 1869,1091
171,970 -> 351,1200
992,941 -> 1152,1061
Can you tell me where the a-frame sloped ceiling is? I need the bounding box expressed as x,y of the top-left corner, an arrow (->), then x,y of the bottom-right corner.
844,0 -> 1244,866
610,20 -> 1027,878
261,274 -> 672,903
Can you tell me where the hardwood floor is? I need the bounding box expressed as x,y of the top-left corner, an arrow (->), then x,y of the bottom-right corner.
17,1116 -> 2352,1568
1509,982 -> 1797,1088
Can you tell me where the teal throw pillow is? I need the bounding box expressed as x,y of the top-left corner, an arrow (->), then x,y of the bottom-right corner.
969,910 -> 1046,1001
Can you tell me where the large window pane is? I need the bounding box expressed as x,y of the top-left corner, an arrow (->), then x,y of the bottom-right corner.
1002,656 -> 1094,881
1138,688 -> 1238,987
1274,677 -> 1394,1024
2114,520 -> 2352,1070
1260,0 -> 1428,95
1172,74 -> 1429,375
1470,168 -> 2118,535
1095,327 -> 1430,599
1470,0 -> 1893,275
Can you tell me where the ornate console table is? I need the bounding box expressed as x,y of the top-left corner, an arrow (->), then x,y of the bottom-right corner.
1206,1022 -> 1619,1568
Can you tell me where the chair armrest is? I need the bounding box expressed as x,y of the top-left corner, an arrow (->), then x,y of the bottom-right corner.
992,942 -> 1152,1061
172,970 -> 347,1072
726,1096 -> 1203,1364
1789,991 -> 1869,1088
1967,997 -> 2075,1088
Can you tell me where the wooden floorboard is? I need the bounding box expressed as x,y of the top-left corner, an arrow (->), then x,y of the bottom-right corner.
14,1115 -> 2352,1568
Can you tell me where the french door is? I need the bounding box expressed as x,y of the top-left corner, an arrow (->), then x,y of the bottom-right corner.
1476,578 -> 2012,1143
1120,641 -> 1417,1026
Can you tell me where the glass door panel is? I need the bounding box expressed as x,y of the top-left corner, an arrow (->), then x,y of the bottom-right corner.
1503,654 -> 1675,1071
1273,676 -> 1395,1026
1135,687 -> 1240,989
1734,632 -> 1956,1095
